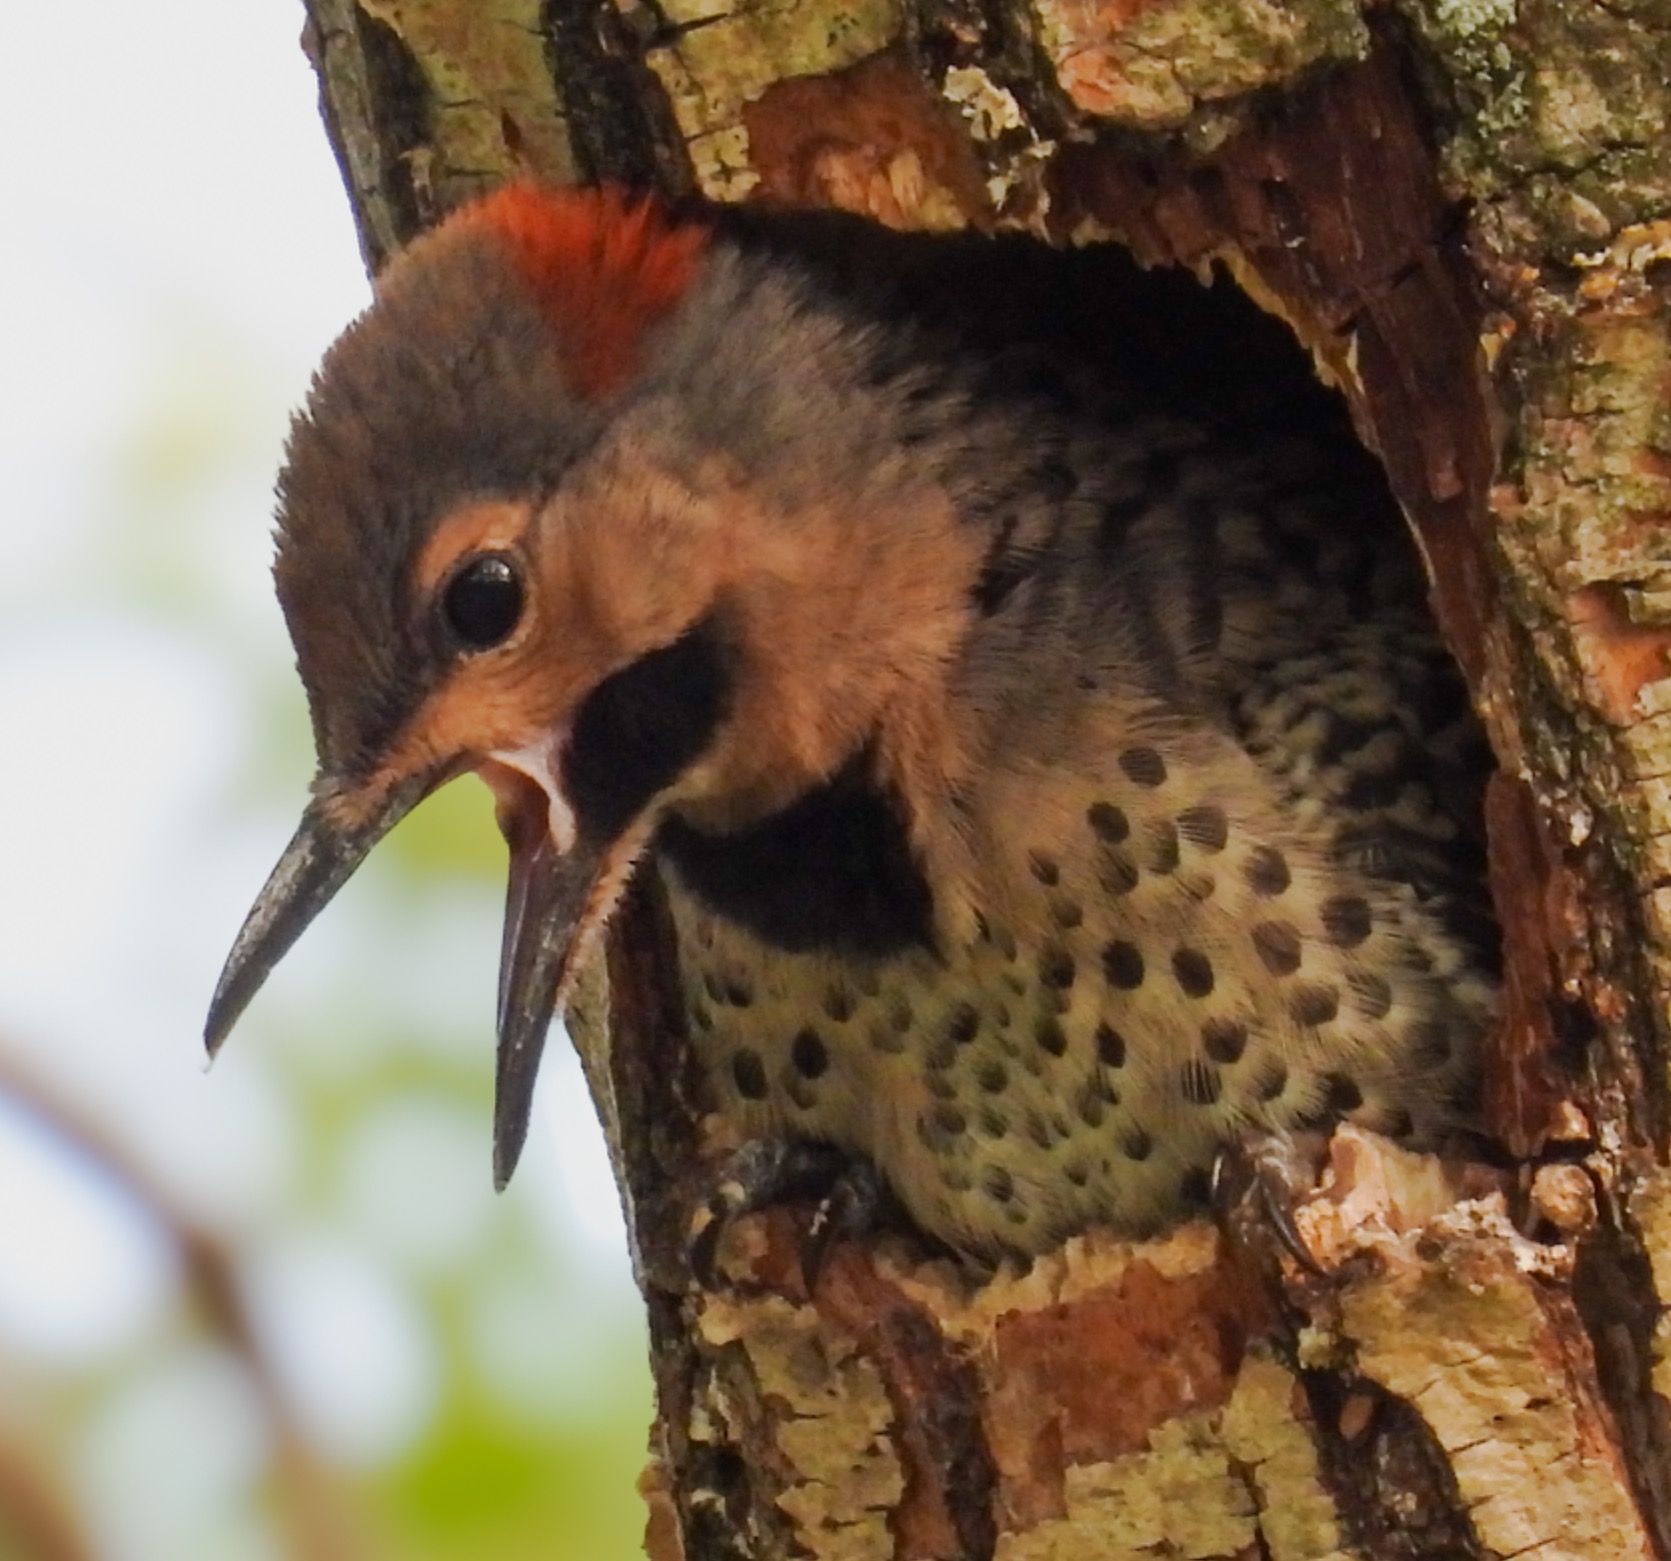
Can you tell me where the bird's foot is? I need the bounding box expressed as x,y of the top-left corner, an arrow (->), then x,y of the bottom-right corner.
689,1137 -> 893,1293
1211,1127 -> 1330,1277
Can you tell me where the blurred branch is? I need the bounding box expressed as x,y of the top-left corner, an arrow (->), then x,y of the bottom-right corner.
0,1045 -> 364,1561
0,1432 -> 95,1561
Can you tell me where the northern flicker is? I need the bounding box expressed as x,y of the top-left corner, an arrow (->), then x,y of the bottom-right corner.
206,184 -> 1497,1264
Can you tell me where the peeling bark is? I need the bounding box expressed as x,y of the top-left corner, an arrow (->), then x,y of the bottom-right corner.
297,1 -> 1671,1554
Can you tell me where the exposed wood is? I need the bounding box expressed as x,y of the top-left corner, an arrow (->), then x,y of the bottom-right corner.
297,1 -> 1671,1554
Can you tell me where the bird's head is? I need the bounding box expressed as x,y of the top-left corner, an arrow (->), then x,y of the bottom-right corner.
205,184 -> 985,1185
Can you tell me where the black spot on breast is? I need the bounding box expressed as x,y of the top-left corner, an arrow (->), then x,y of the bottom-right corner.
1256,1061 -> 1288,1100
1289,982 -> 1340,1026
1100,852 -> 1140,897
1244,845 -> 1292,897
823,986 -> 856,1022
1035,1015 -> 1068,1057
978,1060 -> 1009,1094
732,1050 -> 768,1100
1029,851 -> 1060,885
1201,1017 -> 1246,1063
925,1036 -> 957,1071
1251,920 -> 1302,977
1119,746 -> 1168,787
934,1104 -> 967,1136
946,1003 -> 980,1046
1145,820 -> 1181,874
791,1027 -> 829,1078
984,1166 -> 1016,1203
1122,1126 -> 1154,1161
659,748 -> 933,957
1096,1023 -> 1127,1068
1178,804 -> 1229,852
1038,944 -> 1077,990
1050,896 -> 1084,929
1323,1072 -> 1363,1112
1172,946 -> 1215,998
1321,895 -> 1373,948
1088,801 -> 1130,842
1103,940 -> 1145,989
564,615 -> 732,843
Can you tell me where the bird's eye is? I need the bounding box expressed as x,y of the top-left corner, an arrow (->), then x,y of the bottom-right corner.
442,553 -> 524,650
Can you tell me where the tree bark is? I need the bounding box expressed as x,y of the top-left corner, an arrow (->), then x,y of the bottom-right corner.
298,1 -> 1671,1555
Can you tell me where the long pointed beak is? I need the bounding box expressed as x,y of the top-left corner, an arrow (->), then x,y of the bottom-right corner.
204,772 -> 430,1059
207,760 -> 643,1193
485,768 -> 642,1191
492,819 -> 603,1189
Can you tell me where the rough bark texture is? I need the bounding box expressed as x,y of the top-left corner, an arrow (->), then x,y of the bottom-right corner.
297,1 -> 1671,1555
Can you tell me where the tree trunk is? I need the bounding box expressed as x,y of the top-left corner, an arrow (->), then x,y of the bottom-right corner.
298,1 -> 1671,1555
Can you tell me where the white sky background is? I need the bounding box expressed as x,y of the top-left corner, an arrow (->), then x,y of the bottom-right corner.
0,2 -> 641,1543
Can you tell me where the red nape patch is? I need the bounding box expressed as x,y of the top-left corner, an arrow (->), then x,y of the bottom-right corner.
453,182 -> 708,400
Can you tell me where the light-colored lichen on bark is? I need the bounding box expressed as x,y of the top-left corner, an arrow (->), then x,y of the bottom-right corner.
936,66 -> 1055,220
1626,1168 -> 1671,1414
643,0 -> 902,198
1031,0 -> 1367,140
1219,1354 -> 1349,1561
1339,1203 -> 1652,1561
356,0 -> 576,200
1407,0 -> 1671,989
1399,0 -> 1671,256
1489,279 -> 1671,931
994,1414 -> 1258,1561
698,1292 -> 905,1561
1512,311 -> 1671,593
685,126 -> 762,202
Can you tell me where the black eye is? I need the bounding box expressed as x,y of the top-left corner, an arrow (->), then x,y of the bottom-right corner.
442,553 -> 524,650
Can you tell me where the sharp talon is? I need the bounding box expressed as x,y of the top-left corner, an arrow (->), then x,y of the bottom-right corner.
687,1138 -> 885,1291
1212,1129 -> 1327,1277
1256,1176 -> 1325,1276
798,1162 -> 888,1293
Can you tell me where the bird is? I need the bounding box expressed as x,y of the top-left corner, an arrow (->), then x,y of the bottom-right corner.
205,181 -> 1498,1265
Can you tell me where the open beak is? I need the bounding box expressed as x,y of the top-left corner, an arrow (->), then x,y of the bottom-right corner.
205,769 -> 436,1059
205,760 -> 643,1192
485,765 -> 623,1190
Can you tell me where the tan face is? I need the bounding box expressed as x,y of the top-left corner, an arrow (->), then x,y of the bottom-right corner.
371,426 -> 984,844
363,466 -> 724,839
212,432 -> 988,1188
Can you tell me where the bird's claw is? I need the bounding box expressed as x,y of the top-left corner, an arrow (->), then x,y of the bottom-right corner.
1211,1129 -> 1328,1277
688,1138 -> 889,1292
